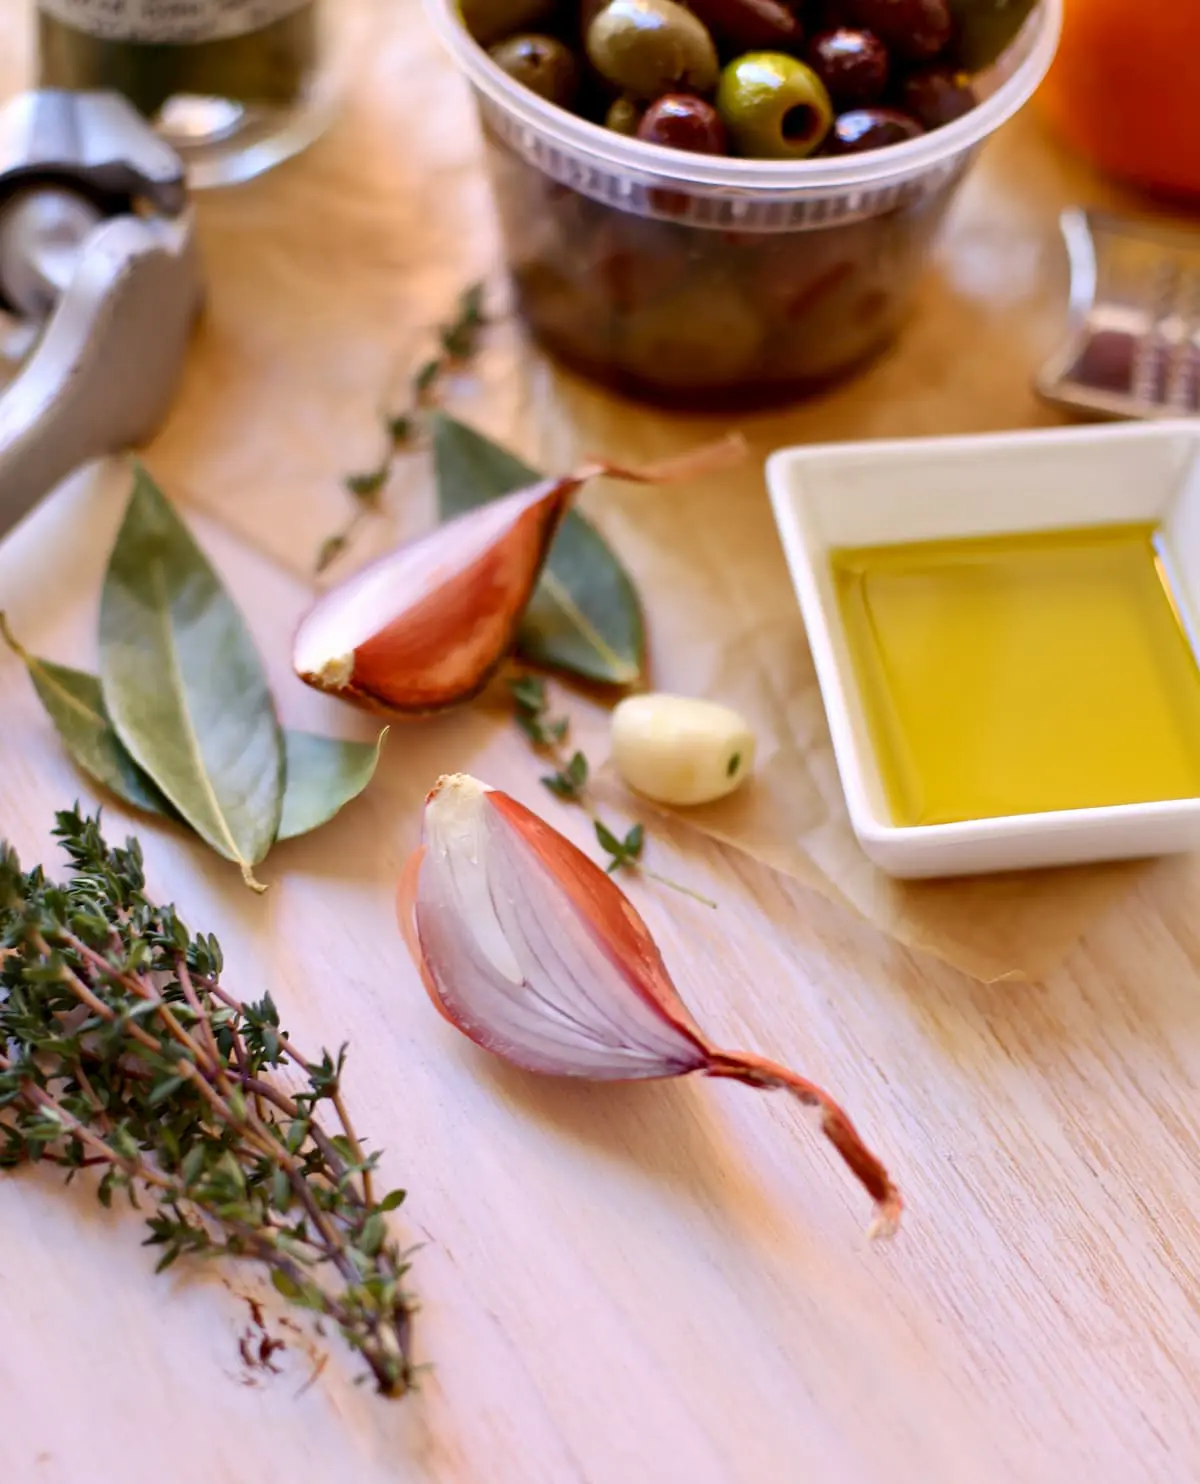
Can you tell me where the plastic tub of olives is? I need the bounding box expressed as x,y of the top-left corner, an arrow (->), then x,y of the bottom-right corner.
428,0 -> 1062,409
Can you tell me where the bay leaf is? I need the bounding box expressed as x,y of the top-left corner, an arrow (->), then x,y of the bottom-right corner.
278,729 -> 389,842
432,413 -> 645,687
6,609 -> 383,847
1,618 -> 171,817
99,466 -> 285,889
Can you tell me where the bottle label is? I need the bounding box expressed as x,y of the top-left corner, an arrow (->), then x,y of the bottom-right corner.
39,0 -> 310,43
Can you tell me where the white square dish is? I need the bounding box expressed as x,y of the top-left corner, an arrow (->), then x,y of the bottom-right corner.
766,420 -> 1200,880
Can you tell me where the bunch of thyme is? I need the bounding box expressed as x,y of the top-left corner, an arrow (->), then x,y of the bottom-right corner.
0,811 -> 415,1397
316,282 -> 488,574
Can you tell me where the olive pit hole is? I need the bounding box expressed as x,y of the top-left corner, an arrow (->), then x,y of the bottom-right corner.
781,104 -> 820,143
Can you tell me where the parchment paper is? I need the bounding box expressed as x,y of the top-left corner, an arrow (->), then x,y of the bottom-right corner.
569,449 -> 1150,986
101,10 -> 1176,985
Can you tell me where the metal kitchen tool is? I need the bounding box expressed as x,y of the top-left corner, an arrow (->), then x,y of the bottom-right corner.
0,90 -> 202,537
1037,207 -> 1200,421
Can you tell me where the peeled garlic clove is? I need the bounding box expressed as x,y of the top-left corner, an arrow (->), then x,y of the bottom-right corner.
399,772 -> 901,1235
293,478 -> 579,713
611,694 -> 755,807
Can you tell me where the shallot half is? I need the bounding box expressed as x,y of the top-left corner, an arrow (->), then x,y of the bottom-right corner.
295,475 -> 575,713
293,438 -> 744,715
398,773 -> 902,1236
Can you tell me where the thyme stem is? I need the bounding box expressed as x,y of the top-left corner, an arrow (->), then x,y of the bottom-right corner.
509,674 -> 717,909
316,282 -> 488,575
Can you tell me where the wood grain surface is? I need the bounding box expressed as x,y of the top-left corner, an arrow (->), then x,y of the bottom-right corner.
1,4 -> 1200,1482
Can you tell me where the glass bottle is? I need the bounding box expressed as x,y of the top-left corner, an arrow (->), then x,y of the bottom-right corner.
36,0 -> 344,188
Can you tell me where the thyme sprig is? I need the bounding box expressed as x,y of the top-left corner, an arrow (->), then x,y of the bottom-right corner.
509,676 -> 714,904
0,811 -> 416,1397
317,283 -> 488,575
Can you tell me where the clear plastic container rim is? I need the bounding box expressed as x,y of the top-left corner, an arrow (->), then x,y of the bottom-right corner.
425,0 -> 1062,194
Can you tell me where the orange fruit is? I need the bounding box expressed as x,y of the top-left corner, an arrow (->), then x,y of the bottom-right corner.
1038,0 -> 1200,199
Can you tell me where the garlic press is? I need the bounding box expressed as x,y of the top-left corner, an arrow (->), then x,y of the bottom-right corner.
0,90 -> 202,537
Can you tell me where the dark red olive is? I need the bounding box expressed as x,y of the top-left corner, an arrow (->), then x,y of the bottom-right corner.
685,0 -> 802,50
826,106 -> 925,153
806,28 -> 889,108
844,0 -> 952,61
637,94 -> 729,155
898,66 -> 976,129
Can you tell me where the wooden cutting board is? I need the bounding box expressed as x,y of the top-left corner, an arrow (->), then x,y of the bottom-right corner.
2,3 -> 1200,1482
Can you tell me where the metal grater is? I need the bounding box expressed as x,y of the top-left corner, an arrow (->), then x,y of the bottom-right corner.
1037,208 -> 1200,420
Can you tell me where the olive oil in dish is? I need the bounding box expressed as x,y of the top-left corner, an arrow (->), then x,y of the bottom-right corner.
832,522 -> 1200,828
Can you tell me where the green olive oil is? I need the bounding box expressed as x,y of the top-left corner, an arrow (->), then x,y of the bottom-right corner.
832,522 -> 1200,827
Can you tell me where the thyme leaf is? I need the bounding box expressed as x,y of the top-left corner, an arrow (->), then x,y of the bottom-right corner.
317,282 -> 489,575
508,675 -> 714,907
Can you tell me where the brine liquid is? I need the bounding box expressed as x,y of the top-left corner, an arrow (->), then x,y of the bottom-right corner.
832,522 -> 1200,827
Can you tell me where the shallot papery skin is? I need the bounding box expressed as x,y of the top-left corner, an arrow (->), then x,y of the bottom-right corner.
398,774 -> 902,1236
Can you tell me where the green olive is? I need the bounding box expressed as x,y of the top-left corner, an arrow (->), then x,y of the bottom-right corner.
586,0 -> 719,101
489,34 -> 579,105
619,278 -> 764,388
605,96 -> 645,135
716,52 -> 833,159
947,0 -> 1038,71
459,0 -> 556,47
